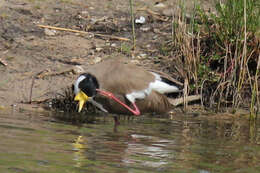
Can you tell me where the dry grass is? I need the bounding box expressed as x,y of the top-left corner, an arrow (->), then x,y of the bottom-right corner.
161,0 -> 259,116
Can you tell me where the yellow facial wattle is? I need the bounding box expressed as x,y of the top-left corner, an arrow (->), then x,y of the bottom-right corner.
74,91 -> 89,112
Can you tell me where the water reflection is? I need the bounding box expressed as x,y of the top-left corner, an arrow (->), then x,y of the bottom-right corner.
123,134 -> 174,167
72,135 -> 87,168
0,111 -> 259,173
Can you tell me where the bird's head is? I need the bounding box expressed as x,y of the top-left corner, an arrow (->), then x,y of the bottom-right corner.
74,73 -> 99,112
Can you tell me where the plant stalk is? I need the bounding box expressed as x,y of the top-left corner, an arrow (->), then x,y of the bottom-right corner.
129,0 -> 136,50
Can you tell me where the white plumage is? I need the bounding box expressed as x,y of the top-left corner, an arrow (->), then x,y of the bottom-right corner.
74,75 -> 86,94
126,72 -> 180,103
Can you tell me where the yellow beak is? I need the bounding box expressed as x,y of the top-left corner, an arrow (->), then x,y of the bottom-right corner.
74,91 -> 89,112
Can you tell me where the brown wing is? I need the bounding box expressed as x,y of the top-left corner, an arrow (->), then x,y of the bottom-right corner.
86,59 -> 171,115
136,90 -> 171,114
86,59 -> 155,95
95,91 -> 171,115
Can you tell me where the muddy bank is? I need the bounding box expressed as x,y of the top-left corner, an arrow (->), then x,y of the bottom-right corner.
2,0 -> 253,116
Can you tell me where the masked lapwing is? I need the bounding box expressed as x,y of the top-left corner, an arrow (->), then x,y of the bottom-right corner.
74,58 -> 183,116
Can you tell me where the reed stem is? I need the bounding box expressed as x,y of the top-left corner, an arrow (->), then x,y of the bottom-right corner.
129,0 -> 136,50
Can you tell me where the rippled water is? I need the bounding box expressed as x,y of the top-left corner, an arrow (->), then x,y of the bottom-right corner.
0,110 -> 259,173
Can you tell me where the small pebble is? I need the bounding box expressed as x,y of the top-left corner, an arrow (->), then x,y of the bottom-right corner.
72,65 -> 84,74
111,43 -> 117,47
44,28 -> 56,36
140,27 -> 151,32
135,16 -> 146,24
93,57 -> 102,64
95,47 -> 103,52
154,2 -> 166,8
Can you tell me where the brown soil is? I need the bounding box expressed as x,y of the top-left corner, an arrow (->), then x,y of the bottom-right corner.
0,0 -> 215,111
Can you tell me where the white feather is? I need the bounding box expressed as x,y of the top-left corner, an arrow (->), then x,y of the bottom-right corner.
126,90 -> 147,103
74,75 -> 86,94
150,72 -> 179,93
149,80 -> 179,94
126,72 -> 180,102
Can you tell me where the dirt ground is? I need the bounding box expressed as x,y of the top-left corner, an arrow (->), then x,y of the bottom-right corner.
0,0 -> 215,111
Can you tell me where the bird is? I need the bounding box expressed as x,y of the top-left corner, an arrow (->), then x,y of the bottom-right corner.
73,58 -> 183,116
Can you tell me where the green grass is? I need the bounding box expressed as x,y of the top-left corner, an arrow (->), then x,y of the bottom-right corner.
166,0 -> 259,114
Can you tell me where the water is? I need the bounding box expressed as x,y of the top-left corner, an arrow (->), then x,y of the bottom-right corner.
0,110 -> 259,173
